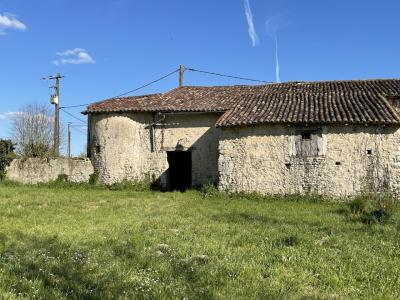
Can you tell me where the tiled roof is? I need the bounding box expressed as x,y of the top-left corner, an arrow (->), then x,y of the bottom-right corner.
85,85 -> 265,114
85,79 -> 400,126
216,79 -> 400,126
84,93 -> 163,114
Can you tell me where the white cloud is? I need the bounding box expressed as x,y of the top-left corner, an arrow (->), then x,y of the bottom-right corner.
0,13 -> 27,35
53,48 -> 95,65
0,112 -> 22,120
243,0 -> 259,47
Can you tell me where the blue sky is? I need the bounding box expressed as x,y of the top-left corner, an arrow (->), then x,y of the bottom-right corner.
1,0 -> 400,155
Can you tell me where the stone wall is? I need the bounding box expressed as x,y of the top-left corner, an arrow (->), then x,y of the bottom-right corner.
218,125 -> 400,197
89,112 -> 222,187
6,158 -> 94,184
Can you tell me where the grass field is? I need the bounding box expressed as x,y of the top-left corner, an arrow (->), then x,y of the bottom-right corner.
0,183 -> 399,299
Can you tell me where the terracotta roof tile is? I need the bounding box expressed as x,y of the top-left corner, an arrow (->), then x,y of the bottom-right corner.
216,79 -> 400,126
85,79 -> 400,126
85,85 -> 264,114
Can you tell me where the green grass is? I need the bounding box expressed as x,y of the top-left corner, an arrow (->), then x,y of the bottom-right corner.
0,183 -> 399,299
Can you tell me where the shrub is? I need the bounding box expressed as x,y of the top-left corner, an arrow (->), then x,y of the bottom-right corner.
56,174 -> 69,183
349,193 -> 398,224
89,172 -> 99,186
107,180 -> 152,192
349,195 -> 371,214
199,183 -> 219,198
0,139 -> 16,180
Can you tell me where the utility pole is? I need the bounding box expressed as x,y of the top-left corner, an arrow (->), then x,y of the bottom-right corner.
179,64 -> 184,87
67,122 -> 71,158
43,73 -> 65,157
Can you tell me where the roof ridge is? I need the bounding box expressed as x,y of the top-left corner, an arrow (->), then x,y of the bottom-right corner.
163,79 -> 400,89
110,92 -> 162,100
267,78 -> 400,85
251,90 -> 395,96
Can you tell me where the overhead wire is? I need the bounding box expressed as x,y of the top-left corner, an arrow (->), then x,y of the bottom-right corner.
184,67 -> 271,84
70,125 -> 87,135
58,66 -> 270,123
60,68 -> 180,109
60,108 -> 87,124
60,67 -> 269,111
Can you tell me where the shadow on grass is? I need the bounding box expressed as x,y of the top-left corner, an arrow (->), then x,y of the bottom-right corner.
212,212 -> 332,232
212,212 -> 273,225
0,232 -> 173,299
0,231 -> 219,299
170,257 -> 215,300
0,232 -> 107,299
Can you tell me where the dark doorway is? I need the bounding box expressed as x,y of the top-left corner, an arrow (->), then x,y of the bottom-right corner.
167,151 -> 192,191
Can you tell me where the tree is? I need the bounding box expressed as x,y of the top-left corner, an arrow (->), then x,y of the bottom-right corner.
10,103 -> 63,157
0,139 -> 16,179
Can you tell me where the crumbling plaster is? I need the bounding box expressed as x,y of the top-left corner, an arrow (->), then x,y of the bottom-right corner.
89,112 -> 222,187
218,124 -> 400,197
89,110 -> 400,197
6,158 -> 94,184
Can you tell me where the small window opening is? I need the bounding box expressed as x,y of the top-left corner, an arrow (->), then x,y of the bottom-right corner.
302,132 -> 311,140
335,161 -> 341,166
295,129 -> 320,158
367,149 -> 372,155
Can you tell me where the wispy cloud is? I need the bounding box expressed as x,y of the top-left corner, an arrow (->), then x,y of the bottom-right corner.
266,17 -> 282,83
243,0 -> 259,47
0,13 -> 26,35
0,112 -> 22,120
52,48 -> 95,65
273,35 -> 280,83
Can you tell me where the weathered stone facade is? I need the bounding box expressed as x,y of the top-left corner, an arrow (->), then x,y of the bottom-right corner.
218,125 -> 400,197
89,110 -> 400,197
89,112 -> 222,187
6,158 -> 94,184
85,79 -> 400,197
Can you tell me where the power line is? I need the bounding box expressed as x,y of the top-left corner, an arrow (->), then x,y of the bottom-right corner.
185,67 -> 271,84
70,126 -> 87,135
69,123 -> 87,127
60,108 -> 87,124
70,124 -> 87,129
60,68 -> 180,109
59,66 -> 270,111
61,122 -> 86,127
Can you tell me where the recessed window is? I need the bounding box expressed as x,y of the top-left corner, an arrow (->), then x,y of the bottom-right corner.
295,129 -> 321,158
302,132 -> 311,140
367,149 -> 372,155
335,161 -> 341,166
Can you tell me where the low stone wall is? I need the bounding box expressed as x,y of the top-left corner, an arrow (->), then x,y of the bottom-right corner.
6,158 -> 94,184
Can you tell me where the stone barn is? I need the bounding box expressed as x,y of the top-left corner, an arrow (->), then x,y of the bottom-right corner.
84,79 -> 400,197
